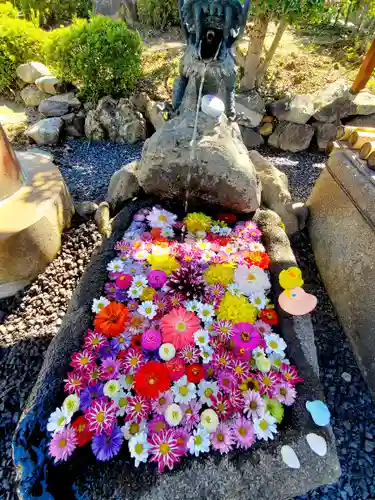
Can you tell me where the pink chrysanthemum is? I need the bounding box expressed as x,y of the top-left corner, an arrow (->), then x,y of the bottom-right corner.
230,359 -> 250,382
168,292 -> 186,309
125,395 -> 151,423
149,429 -> 183,472
253,320 -> 273,337
178,345 -> 200,365
243,390 -> 265,419
49,427 -> 77,463
86,365 -> 103,386
160,307 -> 201,350
85,399 -> 117,435
231,416 -> 256,449
148,415 -> 169,434
212,320 -> 234,342
181,400 -> 202,431
152,391 -> 173,416
273,382 -> 297,406
122,348 -> 145,375
204,283 -> 225,304
70,350 -> 96,372
83,330 -> 106,351
104,283 -> 116,300
153,293 -> 170,314
257,372 -> 279,398
64,371 -> 86,395
127,299 -> 139,312
114,240 -> 131,252
210,423 -> 234,454
174,428 -> 189,454
100,358 -> 122,381
210,393 -> 233,421
212,349 -> 234,372
218,371 -> 237,394
280,364 -> 304,385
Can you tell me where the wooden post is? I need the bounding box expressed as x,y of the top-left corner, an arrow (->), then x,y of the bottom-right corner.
351,35 -> 375,93
0,124 -> 23,200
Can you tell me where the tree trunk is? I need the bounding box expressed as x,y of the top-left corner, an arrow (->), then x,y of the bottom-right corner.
240,15 -> 270,90
334,5 -> 342,25
345,0 -> 354,26
255,18 -> 287,88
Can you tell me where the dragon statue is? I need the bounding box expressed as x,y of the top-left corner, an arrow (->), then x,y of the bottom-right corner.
172,0 -> 250,119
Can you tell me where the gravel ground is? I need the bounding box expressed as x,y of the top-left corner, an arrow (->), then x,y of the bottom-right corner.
1,141 -> 374,499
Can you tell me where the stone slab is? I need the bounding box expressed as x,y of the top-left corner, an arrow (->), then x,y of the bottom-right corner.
13,199 -> 340,500
307,150 -> 375,397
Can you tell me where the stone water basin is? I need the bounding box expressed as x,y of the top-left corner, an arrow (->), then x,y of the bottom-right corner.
12,198 -> 340,500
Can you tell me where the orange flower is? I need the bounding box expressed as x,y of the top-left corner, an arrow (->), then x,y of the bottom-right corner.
151,228 -> 169,244
94,302 -> 129,337
245,251 -> 270,270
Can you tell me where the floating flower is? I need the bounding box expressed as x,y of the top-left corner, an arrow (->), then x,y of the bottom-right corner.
63,394 -> 80,415
253,412 -> 277,441
274,382 -> 297,406
166,357 -> 186,381
280,364 -> 303,385
210,393 -> 233,421
70,350 -> 96,372
147,253 -> 180,275
164,403 -> 183,426
103,380 -> 120,399
231,416 -> 255,449
184,212 -> 212,233
134,361 -> 171,399
158,343 -> 176,361
47,407 -> 72,434
200,345 -> 214,364
149,429 -> 183,472
197,303 -> 215,324
112,390 -> 131,417
232,322 -> 262,352
249,291 -> 267,311
141,329 -> 162,351
265,333 -> 287,355
129,431 -> 151,467
218,371 -> 236,394
255,355 -> 272,373
64,372 -> 85,395
243,390 -> 265,419
138,300 -> 158,319
94,302 -> 129,337
257,372 -> 279,398
83,330 -> 106,352
99,341 -> 119,360
85,399 -> 117,435
259,308 -> 278,325
264,397 -> 284,423
210,423 -> 233,454
160,307 -> 200,349
204,263 -> 234,286
198,380 -> 218,406
92,425 -> 123,461
147,207 -> 177,229
72,415 -> 94,446
184,300 -> 201,313
101,358 -> 122,380
122,419 -> 147,440
152,391 -> 173,416
227,283 -> 242,297
148,415 -> 169,434
200,408 -> 219,432
188,426 -> 210,456
126,395 -> 152,423
253,320 -> 273,337
49,427 -> 77,463
245,251 -> 270,270
112,331 -> 133,351
140,286 -> 156,301
115,274 -> 133,289
194,329 -> 210,348
186,364 -> 204,384
212,320 -> 234,342
234,265 -> 271,296
178,345 -> 200,365
216,293 -> 257,325
80,384 -> 104,410
148,270 -> 167,289
107,258 -> 125,273
166,263 -> 206,301
172,375 -> 197,404
122,348 -> 144,375
92,297 -> 110,314
279,267 -> 304,290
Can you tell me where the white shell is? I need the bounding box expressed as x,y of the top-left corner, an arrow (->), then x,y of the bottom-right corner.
281,445 -> 301,469
306,433 -> 327,457
201,95 -> 225,118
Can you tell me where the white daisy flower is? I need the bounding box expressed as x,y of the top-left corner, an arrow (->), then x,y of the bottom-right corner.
161,226 -> 175,238
165,403 -> 183,426
268,353 -> 286,370
92,296 -> 110,313
159,343 -> 176,361
255,355 -> 272,373
188,426 -> 210,456
138,301 -> 157,319
103,380 -> 120,399
198,380 -> 218,406
132,275 -> 148,288
118,374 -> 134,391
122,419 -> 148,440
227,283 -> 242,297
253,412 -> 278,441
151,245 -> 170,256
47,407 -> 71,434
133,249 -> 149,261
252,346 -> 266,359
147,207 -> 177,229
197,303 -> 215,323
249,291 -> 267,310
200,345 -> 214,364
249,241 -> 265,253
62,394 -> 80,416
200,409 -> 219,432
201,249 -> 216,262
196,241 -> 211,251
129,432 -> 151,467
185,300 -> 202,313
172,375 -> 197,404
107,258 -> 125,273
127,286 -> 143,299
265,334 -> 287,355
112,390 -> 131,417
194,329 -> 210,348
234,264 -> 271,296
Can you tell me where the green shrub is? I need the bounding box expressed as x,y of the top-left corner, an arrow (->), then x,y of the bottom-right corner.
0,1 -> 19,18
45,16 -> 142,102
11,0 -> 91,27
137,0 -> 179,29
0,15 -> 48,92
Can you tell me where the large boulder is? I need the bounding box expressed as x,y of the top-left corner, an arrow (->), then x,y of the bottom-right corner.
313,122 -> 338,151
107,161 -> 141,210
239,126 -> 264,149
136,112 -> 261,213
130,92 -> 166,131
236,91 -> 265,128
16,62 -> 50,83
268,121 -> 315,152
20,85 -> 49,107
269,95 -> 314,125
85,96 -> 146,144
35,75 -> 60,95
38,93 -> 81,117
345,112 -> 375,127
25,117 -> 63,145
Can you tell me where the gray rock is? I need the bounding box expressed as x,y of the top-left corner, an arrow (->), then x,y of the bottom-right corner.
136,112 -> 261,213
237,90 -> 266,114
270,95 -> 314,125
269,121 -> 315,152
236,92 -> 264,128
239,126 -> 264,149
106,161 -> 141,210
26,147 -> 53,160
16,62 -> 50,83
38,93 -> 81,117
35,76 -> 59,95
25,117 -> 63,145
62,112 -> 85,137
93,0 -> 122,16
313,79 -> 354,123
85,96 -> 146,144
20,85 -> 49,107
61,113 -> 75,126
248,150 -> 299,235
345,113 -> 375,127
75,201 -> 99,218
313,122 -> 338,151
130,92 -> 166,131
95,201 -> 111,237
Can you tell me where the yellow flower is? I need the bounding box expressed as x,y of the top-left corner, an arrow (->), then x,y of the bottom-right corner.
279,267 -> 304,290
184,212 -> 212,233
216,292 -> 257,324
147,254 -> 180,275
140,286 -> 156,301
238,377 -> 260,392
204,263 -> 234,286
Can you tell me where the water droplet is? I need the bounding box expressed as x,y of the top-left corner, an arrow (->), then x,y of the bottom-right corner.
281,445 -> 300,469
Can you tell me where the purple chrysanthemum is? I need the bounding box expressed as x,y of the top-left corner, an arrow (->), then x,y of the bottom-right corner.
210,423 -> 234,454
165,263 -> 206,300
91,425 -> 123,461
115,287 -> 129,303
231,416 -> 255,449
99,341 -> 119,360
80,383 -> 104,410
104,282 -> 117,299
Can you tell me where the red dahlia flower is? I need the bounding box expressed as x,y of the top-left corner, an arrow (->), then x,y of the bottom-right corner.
134,361 -> 171,399
186,364 -> 204,383
72,415 -> 94,446
259,309 -> 278,325
94,302 -> 129,337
